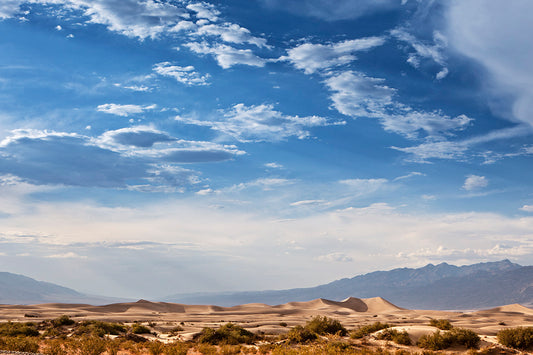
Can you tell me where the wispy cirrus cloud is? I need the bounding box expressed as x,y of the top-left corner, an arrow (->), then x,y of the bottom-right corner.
392,28 -> 449,79
176,103 -> 335,142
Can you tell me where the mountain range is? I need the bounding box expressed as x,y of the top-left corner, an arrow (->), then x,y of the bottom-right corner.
164,259 -> 532,310
0,272 -> 125,305
2,260 -> 532,309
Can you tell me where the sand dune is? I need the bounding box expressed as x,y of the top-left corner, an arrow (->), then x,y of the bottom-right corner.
1,298 -> 533,343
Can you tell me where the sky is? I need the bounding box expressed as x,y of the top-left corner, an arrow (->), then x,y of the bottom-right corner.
1,0 -> 533,299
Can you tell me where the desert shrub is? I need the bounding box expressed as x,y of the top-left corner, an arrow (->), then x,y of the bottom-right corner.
279,322 -> 288,327
43,339 -> 69,355
429,318 -> 453,330
449,327 -> 480,349
417,330 -> 453,350
195,323 -> 258,345
195,343 -> 218,355
0,321 -> 39,337
52,315 -> 75,327
305,315 -> 347,336
375,328 -> 412,345
106,338 -> 122,355
148,340 -> 165,355
497,326 -> 533,349
286,325 -> 318,343
165,342 -> 191,355
418,328 -> 480,350
350,322 -> 390,339
219,344 -> 242,355
74,320 -> 127,337
74,335 -> 107,355
0,336 -> 40,352
131,323 -> 151,334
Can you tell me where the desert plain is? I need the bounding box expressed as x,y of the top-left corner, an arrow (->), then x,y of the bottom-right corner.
1,297 -> 532,354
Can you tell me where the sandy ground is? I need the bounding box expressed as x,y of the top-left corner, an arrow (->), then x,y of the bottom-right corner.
1,297 -> 532,352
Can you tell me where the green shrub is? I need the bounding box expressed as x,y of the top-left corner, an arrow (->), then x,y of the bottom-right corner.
449,327 -> 480,349
497,326 -> 533,349
417,330 -> 452,350
195,323 -> 258,345
131,323 -> 151,334
429,318 -> 453,330
286,325 -> 318,343
305,316 -> 347,336
350,322 -> 390,339
418,328 -> 480,350
375,328 -> 412,345
52,315 -> 75,327
0,321 -> 39,337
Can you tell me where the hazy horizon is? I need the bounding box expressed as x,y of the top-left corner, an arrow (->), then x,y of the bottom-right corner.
1,0 -> 533,299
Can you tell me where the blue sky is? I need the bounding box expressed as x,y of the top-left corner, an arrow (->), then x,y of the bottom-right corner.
1,0 -> 533,299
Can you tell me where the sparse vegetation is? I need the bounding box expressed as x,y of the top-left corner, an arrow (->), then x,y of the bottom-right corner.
0,321 -> 40,337
51,315 -> 75,327
351,322 -> 390,339
131,323 -> 151,334
74,320 -> 127,337
417,328 -> 480,350
195,323 -> 259,345
375,328 -> 412,345
497,326 -> 533,349
305,315 -> 347,336
429,318 -> 453,330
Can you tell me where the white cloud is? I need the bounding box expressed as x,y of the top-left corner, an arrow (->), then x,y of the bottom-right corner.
53,0 -> 190,40
324,71 -> 395,118
447,1 -> 533,126
261,0 -> 401,21
325,71 -> 472,139
55,25 -> 62,31
290,200 -> 327,207
176,103 -> 331,142
392,29 -> 448,79
265,162 -> 283,169
339,178 -> 389,196
153,62 -> 210,86
0,0 -> 23,19
316,252 -> 353,263
185,42 -> 266,69
392,140 -> 468,163
186,2 -> 220,22
97,103 -> 156,117
281,36 -> 385,74
224,178 -> 294,192
393,172 -> 424,181
195,23 -> 269,48
463,175 -> 488,191
46,252 -> 87,259
520,205 -> 533,212
113,83 -> 152,92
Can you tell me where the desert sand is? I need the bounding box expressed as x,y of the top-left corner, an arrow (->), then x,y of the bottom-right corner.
1,297 -> 532,353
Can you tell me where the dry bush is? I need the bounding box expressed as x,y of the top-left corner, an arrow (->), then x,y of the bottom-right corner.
428,318 -> 453,330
